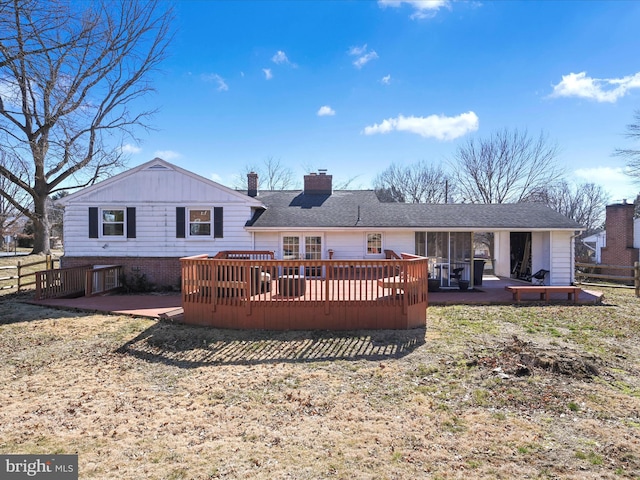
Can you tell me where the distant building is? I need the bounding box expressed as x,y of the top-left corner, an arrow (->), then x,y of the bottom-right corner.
582,202 -> 640,266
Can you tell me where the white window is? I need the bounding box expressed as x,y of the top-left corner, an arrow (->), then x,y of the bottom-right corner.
283,236 -> 300,260
102,209 -> 125,237
367,233 -> 382,255
189,209 -> 211,237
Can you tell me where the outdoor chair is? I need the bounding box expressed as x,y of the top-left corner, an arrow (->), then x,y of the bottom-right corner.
451,267 -> 464,284
531,269 -> 549,285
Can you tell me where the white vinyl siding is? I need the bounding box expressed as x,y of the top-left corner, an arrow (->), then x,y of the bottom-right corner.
549,230 -> 573,285
62,162 -> 259,258
64,203 -> 254,257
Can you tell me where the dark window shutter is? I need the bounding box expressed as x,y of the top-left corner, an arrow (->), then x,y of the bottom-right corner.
214,207 -> 223,238
176,207 -> 185,238
89,207 -> 98,238
126,207 -> 136,238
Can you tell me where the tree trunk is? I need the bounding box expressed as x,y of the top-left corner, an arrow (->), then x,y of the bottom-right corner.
31,195 -> 51,254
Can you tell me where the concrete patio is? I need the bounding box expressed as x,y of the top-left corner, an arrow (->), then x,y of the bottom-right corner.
29,275 -> 604,322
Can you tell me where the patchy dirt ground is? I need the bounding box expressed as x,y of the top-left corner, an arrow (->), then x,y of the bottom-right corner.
0,288 -> 639,479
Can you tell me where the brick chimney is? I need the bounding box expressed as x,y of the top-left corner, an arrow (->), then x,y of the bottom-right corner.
601,201 -> 639,269
247,171 -> 258,197
304,170 -> 332,195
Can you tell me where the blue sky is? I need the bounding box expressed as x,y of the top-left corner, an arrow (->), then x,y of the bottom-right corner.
125,0 -> 640,201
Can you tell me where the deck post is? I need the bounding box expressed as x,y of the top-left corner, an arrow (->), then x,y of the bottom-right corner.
402,261 -> 408,315
211,262 -> 217,312
325,261 -> 331,315
245,263 -> 251,316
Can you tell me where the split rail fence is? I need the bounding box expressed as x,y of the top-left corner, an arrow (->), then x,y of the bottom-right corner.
0,255 -> 58,293
575,261 -> 640,297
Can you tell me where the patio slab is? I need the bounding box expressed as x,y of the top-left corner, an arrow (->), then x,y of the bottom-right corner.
428,276 -> 603,305
28,276 -> 603,321
31,293 -> 183,319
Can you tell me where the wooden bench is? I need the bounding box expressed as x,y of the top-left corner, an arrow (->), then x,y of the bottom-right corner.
505,285 -> 582,303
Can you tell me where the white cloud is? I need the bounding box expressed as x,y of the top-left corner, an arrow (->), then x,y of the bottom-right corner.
262,68 -> 273,80
363,111 -> 479,140
378,0 -> 451,19
271,50 -> 297,67
574,166 -> 638,200
348,44 -> 379,69
210,172 -> 223,183
317,105 -> 336,116
348,44 -> 368,56
154,150 -> 182,161
353,51 -> 379,69
201,73 -> 228,92
550,71 -> 640,103
381,74 -> 392,85
120,144 -> 141,154
272,50 -> 288,64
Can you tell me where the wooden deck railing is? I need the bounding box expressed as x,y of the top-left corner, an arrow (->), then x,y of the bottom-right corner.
181,254 -> 429,330
213,250 -> 275,260
35,264 -> 123,300
35,264 -> 91,300
85,265 -> 123,296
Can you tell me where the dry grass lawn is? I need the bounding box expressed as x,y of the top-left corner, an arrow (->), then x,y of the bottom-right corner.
0,280 -> 639,478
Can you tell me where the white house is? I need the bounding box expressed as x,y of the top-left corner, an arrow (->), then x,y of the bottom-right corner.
58,158 -> 584,288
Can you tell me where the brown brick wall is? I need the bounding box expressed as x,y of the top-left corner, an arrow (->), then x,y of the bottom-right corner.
247,172 -> 258,197
600,203 -> 639,269
304,173 -> 332,195
61,256 -> 182,289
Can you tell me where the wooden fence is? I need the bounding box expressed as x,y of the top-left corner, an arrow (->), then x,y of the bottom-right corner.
575,261 -> 640,297
0,255 -> 58,292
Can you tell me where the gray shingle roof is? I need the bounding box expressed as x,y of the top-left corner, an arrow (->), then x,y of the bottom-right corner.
246,190 -> 583,230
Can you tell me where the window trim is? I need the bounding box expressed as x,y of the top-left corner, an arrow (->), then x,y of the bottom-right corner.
280,233 -> 325,260
100,207 -> 126,239
366,232 -> 383,255
188,207 -> 213,238
177,206 -> 223,240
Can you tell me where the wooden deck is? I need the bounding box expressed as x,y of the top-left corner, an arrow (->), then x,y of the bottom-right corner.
181,254 -> 429,330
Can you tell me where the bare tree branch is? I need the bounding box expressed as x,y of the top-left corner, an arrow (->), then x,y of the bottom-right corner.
614,109 -> 640,181
234,156 -> 297,191
373,161 -> 451,203
0,0 -> 173,253
449,129 -> 563,204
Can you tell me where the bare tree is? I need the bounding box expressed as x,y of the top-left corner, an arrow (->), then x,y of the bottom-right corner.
235,156 -> 296,191
615,109 -> 640,181
0,151 -> 30,248
450,129 -> 563,204
373,160 -> 451,203
532,181 -> 609,261
535,181 -> 609,231
0,0 -> 172,253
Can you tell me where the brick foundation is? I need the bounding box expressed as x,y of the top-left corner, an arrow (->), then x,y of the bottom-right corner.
61,256 -> 182,289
